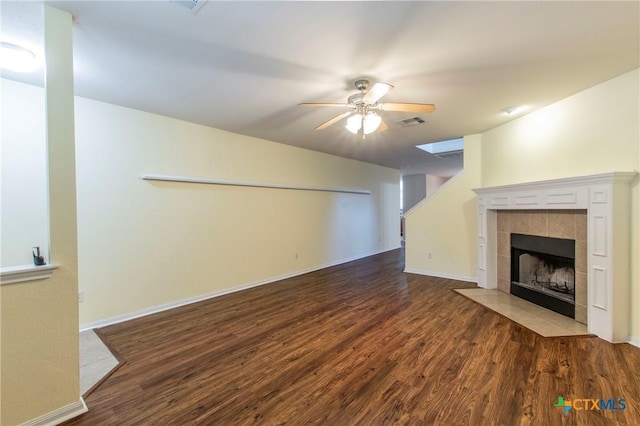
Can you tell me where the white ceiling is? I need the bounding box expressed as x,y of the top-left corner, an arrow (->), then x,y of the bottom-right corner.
2,1 -> 639,176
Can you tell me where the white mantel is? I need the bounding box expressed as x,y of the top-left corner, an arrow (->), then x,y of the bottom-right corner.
473,172 -> 636,343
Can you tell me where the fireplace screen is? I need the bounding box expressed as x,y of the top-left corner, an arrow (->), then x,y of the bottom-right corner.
511,233 -> 575,319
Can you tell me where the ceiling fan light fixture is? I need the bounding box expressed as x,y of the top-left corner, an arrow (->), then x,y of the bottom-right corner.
301,79 -> 434,134
345,114 -> 363,134
363,112 -> 382,134
345,112 -> 382,135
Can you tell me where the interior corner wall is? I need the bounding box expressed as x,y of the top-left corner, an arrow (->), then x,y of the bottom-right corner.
480,68 -> 640,342
402,174 -> 426,212
404,134 -> 482,281
426,175 -> 449,198
73,97 -> 400,326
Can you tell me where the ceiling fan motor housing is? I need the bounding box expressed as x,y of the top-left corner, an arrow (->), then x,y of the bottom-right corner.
354,79 -> 369,91
348,93 -> 366,106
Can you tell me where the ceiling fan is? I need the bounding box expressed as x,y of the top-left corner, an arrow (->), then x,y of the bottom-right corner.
299,79 -> 435,138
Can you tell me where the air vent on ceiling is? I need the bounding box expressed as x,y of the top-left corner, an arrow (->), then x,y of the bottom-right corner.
395,116 -> 425,127
171,0 -> 208,13
433,150 -> 463,160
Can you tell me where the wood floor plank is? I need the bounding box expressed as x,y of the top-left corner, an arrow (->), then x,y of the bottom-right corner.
64,249 -> 640,425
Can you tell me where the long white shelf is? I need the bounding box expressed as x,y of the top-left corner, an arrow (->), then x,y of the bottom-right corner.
1,264 -> 59,285
140,174 -> 371,195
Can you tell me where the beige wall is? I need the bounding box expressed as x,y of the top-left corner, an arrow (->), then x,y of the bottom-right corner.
405,68 -> 639,342
73,97 -> 400,326
404,134 -> 482,281
1,7 -> 81,425
481,69 -> 638,187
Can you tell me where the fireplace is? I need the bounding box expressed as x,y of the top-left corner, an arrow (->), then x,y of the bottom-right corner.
510,233 -> 575,319
473,172 -> 635,343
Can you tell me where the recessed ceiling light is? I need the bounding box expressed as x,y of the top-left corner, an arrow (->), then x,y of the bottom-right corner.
0,41 -> 38,73
503,105 -> 524,116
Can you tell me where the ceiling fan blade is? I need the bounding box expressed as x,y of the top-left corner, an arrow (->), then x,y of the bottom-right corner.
377,120 -> 389,132
315,111 -> 352,130
299,102 -> 349,108
362,82 -> 394,104
380,103 -> 436,113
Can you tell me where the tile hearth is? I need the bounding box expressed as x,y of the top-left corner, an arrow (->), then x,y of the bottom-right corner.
454,288 -> 590,338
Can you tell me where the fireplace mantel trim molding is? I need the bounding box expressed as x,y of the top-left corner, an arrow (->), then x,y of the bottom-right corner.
473,172 -> 636,343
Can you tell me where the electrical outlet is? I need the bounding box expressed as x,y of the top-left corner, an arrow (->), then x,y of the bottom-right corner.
295,252 -> 299,260
428,252 -> 432,259
78,291 -> 84,303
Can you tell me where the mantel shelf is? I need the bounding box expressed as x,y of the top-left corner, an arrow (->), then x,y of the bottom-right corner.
140,174 -> 371,195
1,264 -> 59,285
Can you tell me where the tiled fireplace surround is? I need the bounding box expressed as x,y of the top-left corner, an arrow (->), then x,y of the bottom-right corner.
473,172 -> 636,343
496,210 -> 587,324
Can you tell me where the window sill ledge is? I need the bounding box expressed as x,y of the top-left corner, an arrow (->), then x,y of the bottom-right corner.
1,264 -> 59,285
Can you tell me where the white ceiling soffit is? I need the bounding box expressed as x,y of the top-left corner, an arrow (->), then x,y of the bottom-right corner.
3,1 -> 639,176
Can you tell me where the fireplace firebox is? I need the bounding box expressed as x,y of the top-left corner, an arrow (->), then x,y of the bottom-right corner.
510,233 -> 575,319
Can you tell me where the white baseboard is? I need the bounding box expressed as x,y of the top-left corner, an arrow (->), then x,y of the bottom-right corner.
628,336 -> 640,348
21,398 -> 87,426
404,267 -> 477,283
81,247 -> 400,331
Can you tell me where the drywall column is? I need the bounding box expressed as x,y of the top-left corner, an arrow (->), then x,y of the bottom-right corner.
1,6 -> 84,424
633,122 -> 640,345
636,67 -> 640,345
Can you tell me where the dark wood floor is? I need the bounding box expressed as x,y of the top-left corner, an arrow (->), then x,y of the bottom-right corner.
64,249 -> 640,425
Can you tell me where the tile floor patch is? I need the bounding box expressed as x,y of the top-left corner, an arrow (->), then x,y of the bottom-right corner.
80,329 -> 119,395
